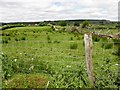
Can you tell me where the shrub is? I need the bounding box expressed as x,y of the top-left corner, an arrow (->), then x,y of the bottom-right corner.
47,35 -> 52,43
21,37 -> 26,40
15,38 -> 19,41
2,37 -> 11,44
112,39 -> 120,56
70,37 -> 73,40
82,20 -> 89,28
35,36 -> 37,38
100,37 -> 108,42
4,74 -> 49,88
2,39 -> 8,44
59,21 -> 67,26
48,40 -> 52,43
2,54 -> 13,80
74,22 -> 80,26
5,33 -> 10,36
39,22 -> 47,26
53,40 -> 60,43
2,24 -> 25,30
112,50 -> 119,56
8,37 -> 11,40
70,43 -> 78,49
83,41 -> 85,47
113,39 -> 120,45
101,43 -> 113,49
92,35 -> 100,42
33,31 -> 35,33
47,35 -> 51,41
77,37 -> 81,40
51,26 -> 55,31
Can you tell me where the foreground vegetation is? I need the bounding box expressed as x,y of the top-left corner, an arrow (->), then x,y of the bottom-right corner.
1,24 -> 119,88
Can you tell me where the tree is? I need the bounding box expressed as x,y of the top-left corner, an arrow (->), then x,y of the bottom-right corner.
39,22 -> 46,26
82,20 -> 89,28
74,22 -> 80,26
59,21 -> 67,26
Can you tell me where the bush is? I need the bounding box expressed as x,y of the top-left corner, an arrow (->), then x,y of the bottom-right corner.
77,37 -> 81,40
2,37 -> 11,44
101,43 -> 113,49
92,35 -> 100,42
74,22 -> 80,26
112,50 -> 119,56
47,35 -> 51,41
4,74 -> 49,88
47,35 -> 52,43
59,21 -> 67,26
113,39 -> 120,45
15,38 -> 19,41
70,37 -> 73,40
51,26 -> 55,31
2,39 -> 8,44
70,43 -> 78,49
8,37 -> 11,40
82,20 -> 89,28
21,37 -> 26,40
112,39 -> 120,56
33,31 -> 36,33
39,22 -> 47,26
2,24 -> 25,30
100,37 -> 108,42
2,54 -> 14,80
48,40 -> 52,43
53,40 -> 60,43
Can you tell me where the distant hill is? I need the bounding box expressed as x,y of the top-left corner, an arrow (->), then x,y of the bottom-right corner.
1,19 -> 118,25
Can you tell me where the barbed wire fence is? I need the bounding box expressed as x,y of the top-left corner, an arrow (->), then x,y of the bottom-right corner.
2,32 -> 119,88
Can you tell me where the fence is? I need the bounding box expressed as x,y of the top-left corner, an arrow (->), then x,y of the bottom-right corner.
0,29 -> 2,89
1,33 -> 119,88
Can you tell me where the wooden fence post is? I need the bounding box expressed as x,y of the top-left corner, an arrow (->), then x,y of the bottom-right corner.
84,34 -> 95,85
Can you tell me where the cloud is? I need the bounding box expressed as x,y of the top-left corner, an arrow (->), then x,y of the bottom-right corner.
0,0 -> 119,22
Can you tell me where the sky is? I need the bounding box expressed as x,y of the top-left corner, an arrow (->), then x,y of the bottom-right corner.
0,0 -> 119,22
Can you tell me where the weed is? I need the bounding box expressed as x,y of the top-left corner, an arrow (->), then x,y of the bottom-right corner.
21,37 -> 26,40
77,37 -> 81,40
53,40 -> 60,43
2,39 -> 8,44
47,35 -> 52,43
33,31 -> 35,33
70,43 -> 78,49
101,43 -> 113,49
15,38 -> 19,41
47,35 -> 51,41
1,26 -> 118,88
92,35 -> 100,42
3,74 -> 50,88
70,37 -> 73,40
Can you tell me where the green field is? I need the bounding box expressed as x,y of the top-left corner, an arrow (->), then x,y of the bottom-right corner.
1,26 -> 119,88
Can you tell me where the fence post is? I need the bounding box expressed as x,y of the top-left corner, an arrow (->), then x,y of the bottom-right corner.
84,34 -> 95,85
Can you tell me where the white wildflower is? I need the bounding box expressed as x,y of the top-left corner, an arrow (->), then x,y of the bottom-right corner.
14,59 -> 17,62
29,66 -> 34,70
17,66 -> 19,68
66,65 -> 71,68
20,53 -> 22,55
32,58 -> 34,60
115,64 -> 118,66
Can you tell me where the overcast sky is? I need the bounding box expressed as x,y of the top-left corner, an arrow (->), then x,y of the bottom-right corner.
0,0 -> 119,22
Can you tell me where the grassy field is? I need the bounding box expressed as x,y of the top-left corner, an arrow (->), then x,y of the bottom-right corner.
1,26 -> 119,88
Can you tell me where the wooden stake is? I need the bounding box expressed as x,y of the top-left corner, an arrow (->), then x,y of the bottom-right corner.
84,34 -> 95,85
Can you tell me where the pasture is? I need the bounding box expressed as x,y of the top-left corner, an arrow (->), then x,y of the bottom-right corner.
1,26 -> 119,88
